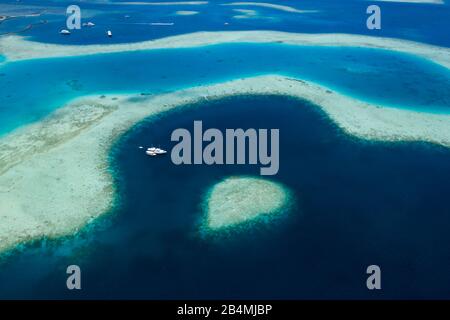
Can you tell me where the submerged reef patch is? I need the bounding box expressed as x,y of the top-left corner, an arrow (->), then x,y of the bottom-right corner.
201,176 -> 293,232
1,75 -> 450,253
1,31 -> 449,69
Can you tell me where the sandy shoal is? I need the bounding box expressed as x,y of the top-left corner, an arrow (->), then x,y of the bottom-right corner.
0,31 -> 449,69
1,75 -> 450,253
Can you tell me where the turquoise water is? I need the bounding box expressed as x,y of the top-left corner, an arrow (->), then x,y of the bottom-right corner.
1,0 -> 450,300
1,95 -> 450,299
3,0 -> 450,47
1,43 -> 449,135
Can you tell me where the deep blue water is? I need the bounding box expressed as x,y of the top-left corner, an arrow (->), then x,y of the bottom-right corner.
1,0 -> 449,46
1,0 -> 450,300
1,95 -> 450,299
1,43 -> 450,135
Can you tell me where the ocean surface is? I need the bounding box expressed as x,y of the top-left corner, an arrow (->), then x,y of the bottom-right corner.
1,0 -> 449,46
0,43 -> 449,135
1,0 -> 450,300
1,95 -> 450,299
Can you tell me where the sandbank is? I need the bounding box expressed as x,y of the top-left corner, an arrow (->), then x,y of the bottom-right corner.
372,0 -> 444,4
221,2 -> 316,14
113,1 -> 208,5
1,31 -> 449,70
175,10 -> 200,15
202,176 -> 292,230
232,8 -> 259,19
1,75 -> 450,253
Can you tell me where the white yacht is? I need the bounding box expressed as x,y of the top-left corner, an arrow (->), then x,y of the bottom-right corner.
60,29 -> 71,35
146,147 -> 167,156
154,148 -> 167,155
107,30 -> 112,37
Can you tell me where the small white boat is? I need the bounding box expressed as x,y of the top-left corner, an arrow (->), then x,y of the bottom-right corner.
83,21 -> 95,27
60,29 -> 71,35
150,22 -> 174,26
154,148 -> 167,155
107,30 -> 112,37
146,147 -> 167,156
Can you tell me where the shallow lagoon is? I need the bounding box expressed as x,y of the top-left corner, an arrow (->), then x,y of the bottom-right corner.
4,0 -> 450,47
1,43 -> 450,135
1,0 -> 450,301
1,95 -> 450,299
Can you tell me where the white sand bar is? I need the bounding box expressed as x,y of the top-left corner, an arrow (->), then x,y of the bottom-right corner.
113,1 -> 208,5
372,0 -> 444,4
175,10 -> 200,15
1,75 -> 450,253
203,176 -> 292,230
1,31 -> 449,69
221,2 -> 316,13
